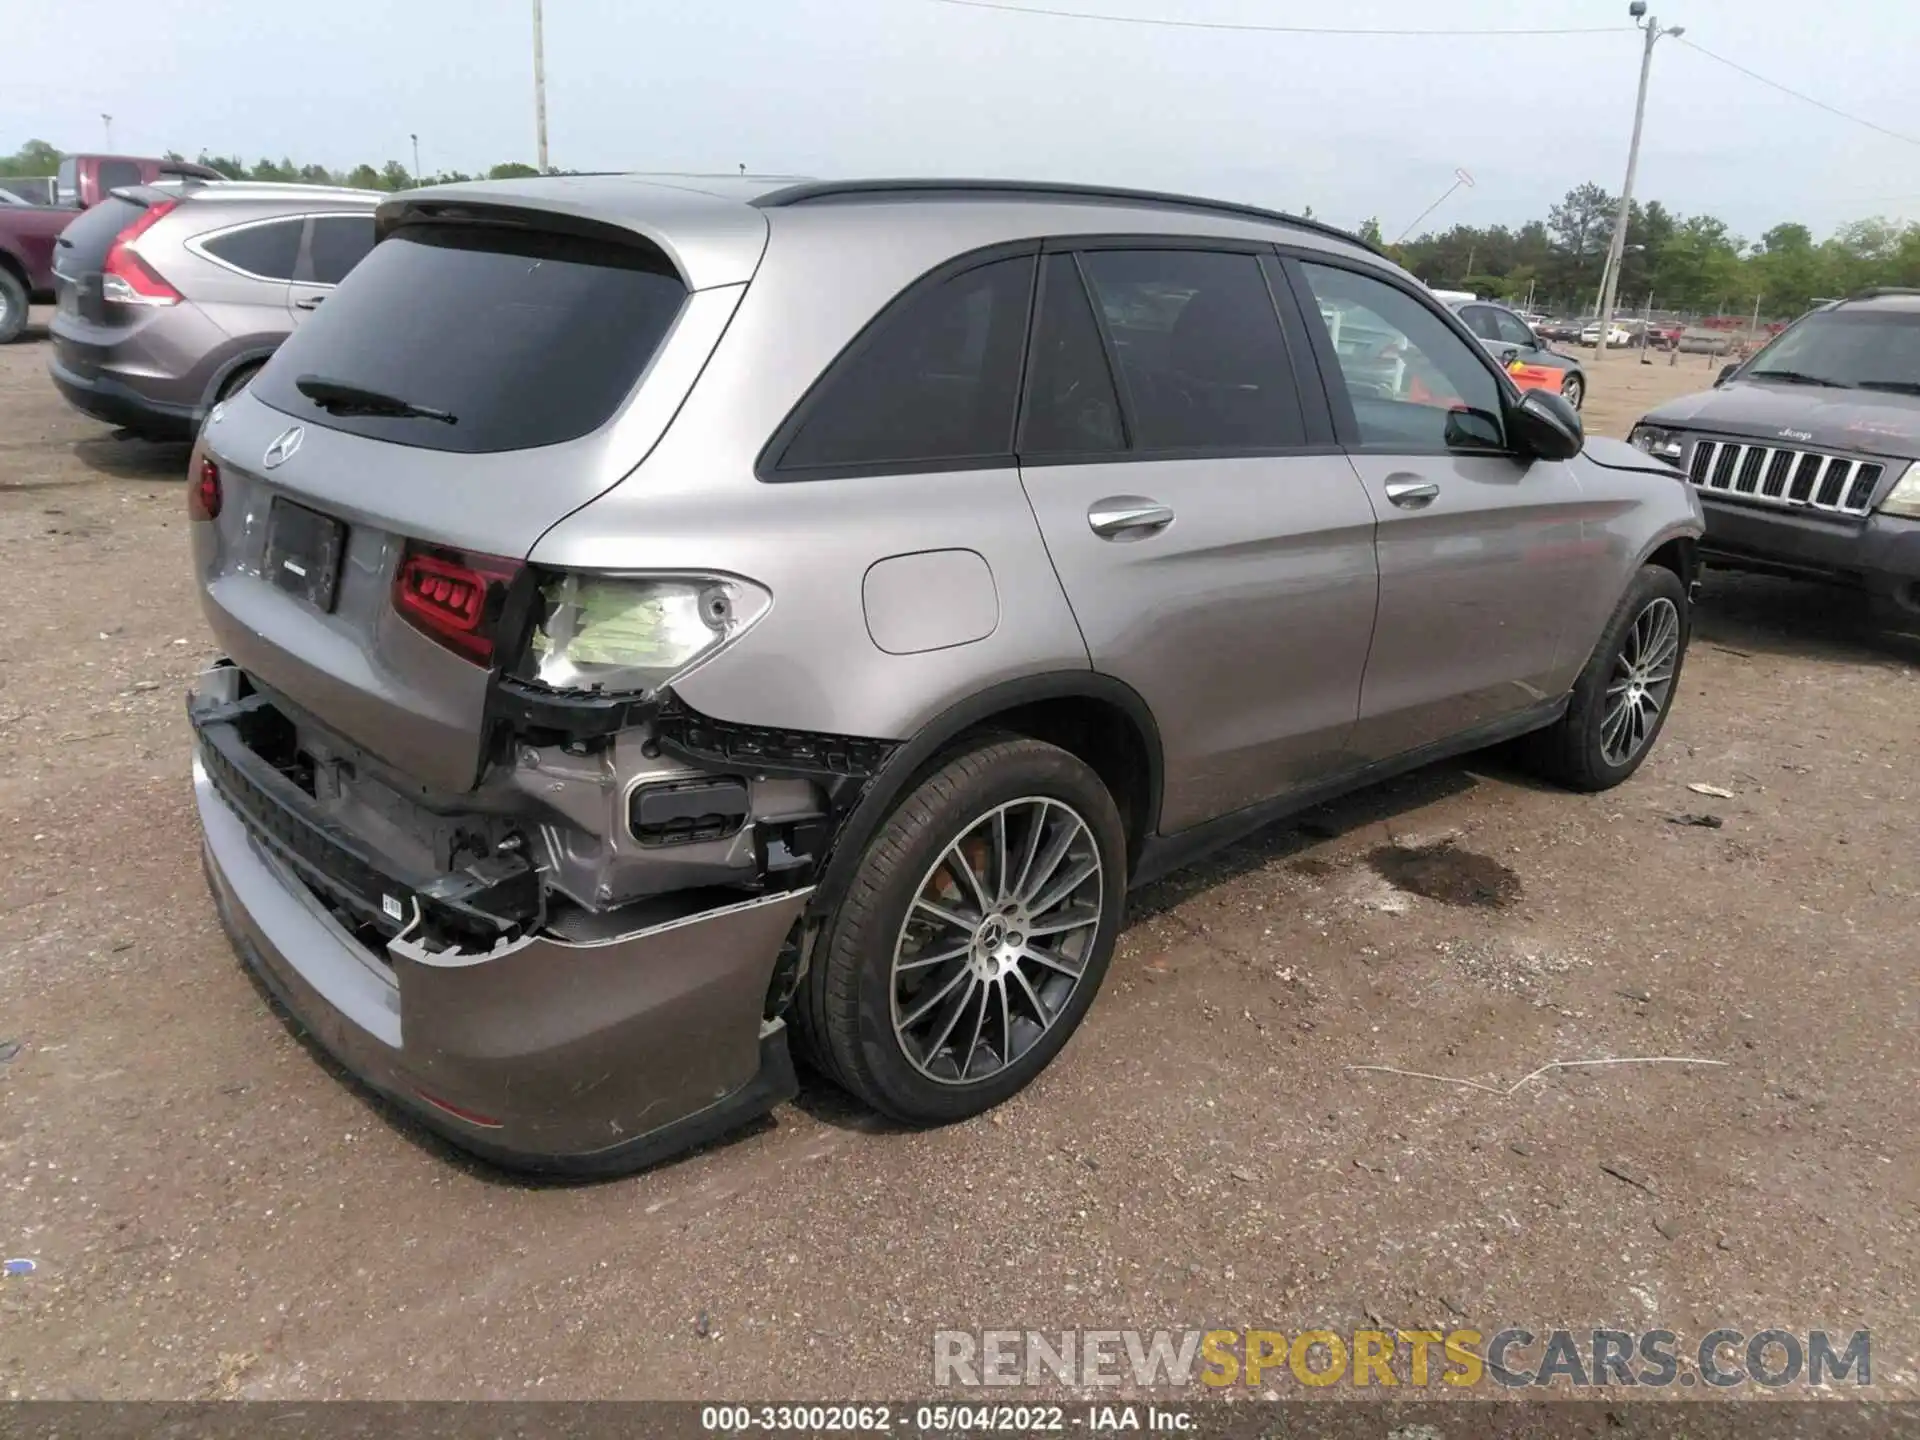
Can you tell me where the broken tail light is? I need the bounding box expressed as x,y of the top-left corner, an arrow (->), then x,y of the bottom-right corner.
102,199 -> 182,307
521,572 -> 772,696
393,544 -> 523,665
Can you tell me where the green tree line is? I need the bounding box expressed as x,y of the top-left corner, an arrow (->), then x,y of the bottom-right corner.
1378,180 -> 1920,319
9,140 -> 1917,316
0,138 -> 542,191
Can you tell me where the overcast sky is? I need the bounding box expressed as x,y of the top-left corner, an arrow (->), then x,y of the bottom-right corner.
9,0 -> 1919,239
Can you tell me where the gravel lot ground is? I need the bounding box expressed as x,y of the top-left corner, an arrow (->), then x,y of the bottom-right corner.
0,313 -> 1914,1402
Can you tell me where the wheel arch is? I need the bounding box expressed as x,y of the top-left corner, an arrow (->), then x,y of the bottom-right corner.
1640,530 -> 1701,594
198,345 -> 279,412
0,247 -> 30,294
808,672 -> 1164,918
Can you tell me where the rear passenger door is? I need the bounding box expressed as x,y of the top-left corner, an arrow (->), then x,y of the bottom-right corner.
1290,259 -> 1592,759
289,213 -> 376,321
1014,244 -> 1381,834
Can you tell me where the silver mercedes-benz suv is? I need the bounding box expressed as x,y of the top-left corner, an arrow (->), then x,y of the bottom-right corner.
186,175 -> 1704,1173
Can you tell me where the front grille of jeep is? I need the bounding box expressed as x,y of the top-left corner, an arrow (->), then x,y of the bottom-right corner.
1687,438 -> 1883,518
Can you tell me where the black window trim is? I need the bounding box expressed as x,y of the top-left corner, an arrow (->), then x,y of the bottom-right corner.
1021,236 -> 1340,468
1278,248 -> 1522,461
755,240 -> 1041,484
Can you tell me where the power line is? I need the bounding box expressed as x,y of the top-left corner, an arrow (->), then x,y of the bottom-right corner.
1672,37 -> 1920,150
924,0 -> 1627,38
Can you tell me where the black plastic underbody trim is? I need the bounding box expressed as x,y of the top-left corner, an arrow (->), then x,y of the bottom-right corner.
1130,695 -> 1570,888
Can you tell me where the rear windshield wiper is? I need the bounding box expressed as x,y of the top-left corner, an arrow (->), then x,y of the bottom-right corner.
1855,379 -> 1920,396
1744,369 -> 1853,389
295,374 -> 457,424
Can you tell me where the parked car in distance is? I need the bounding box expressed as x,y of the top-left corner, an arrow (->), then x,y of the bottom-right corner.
1581,320 -> 1632,348
1632,287 -> 1920,626
1537,318 -> 1585,343
187,174 -> 1703,1174
49,182 -> 380,439
1448,296 -> 1587,410
54,153 -> 223,210
0,197 -> 73,342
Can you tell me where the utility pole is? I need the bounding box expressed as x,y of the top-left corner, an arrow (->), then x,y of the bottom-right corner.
1595,4 -> 1683,364
101,113 -> 113,150
410,133 -> 421,184
532,0 -> 550,173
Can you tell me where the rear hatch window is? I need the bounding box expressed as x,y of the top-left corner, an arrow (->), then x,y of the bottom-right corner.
251,222 -> 688,454
53,193 -> 148,281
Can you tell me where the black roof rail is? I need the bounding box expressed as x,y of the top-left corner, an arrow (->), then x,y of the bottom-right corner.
1844,286 -> 1920,302
752,178 -> 1385,258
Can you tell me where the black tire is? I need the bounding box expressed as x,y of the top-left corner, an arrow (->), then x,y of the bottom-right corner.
0,267 -> 29,345
216,361 -> 262,402
1560,371 -> 1585,410
1523,564 -> 1689,792
791,735 -> 1127,1126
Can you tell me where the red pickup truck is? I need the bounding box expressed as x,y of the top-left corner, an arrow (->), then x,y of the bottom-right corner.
0,154 -> 222,344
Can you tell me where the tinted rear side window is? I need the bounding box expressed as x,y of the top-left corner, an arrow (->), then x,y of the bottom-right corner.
252,223 -> 687,454
1077,249 -> 1306,452
775,254 -> 1035,475
306,214 -> 376,285
52,194 -> 148,275
201,219 -> 304,281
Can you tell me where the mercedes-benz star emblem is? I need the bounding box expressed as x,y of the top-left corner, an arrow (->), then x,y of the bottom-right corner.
262,426 -> 305,470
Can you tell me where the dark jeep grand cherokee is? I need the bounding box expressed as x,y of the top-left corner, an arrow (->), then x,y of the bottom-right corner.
1631,288 -> 1920,623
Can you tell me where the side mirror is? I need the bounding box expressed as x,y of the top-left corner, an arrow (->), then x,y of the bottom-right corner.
1510,389 -> 1583,461
1716,362 -> 1740,386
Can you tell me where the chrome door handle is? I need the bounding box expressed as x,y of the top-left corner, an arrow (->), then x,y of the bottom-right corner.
1384,480 -> 1440,508
1088,497 -> 1174,539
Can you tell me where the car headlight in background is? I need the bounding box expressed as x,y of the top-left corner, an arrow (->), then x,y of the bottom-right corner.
525,573 -> 772,695
1879,461 -> 1920,519
1629,425 -> 1686,463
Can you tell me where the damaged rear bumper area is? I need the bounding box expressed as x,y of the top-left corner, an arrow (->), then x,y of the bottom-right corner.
189,662 -> 831,1175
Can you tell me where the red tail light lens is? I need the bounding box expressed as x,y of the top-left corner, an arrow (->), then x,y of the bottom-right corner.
102,199 -> 181,306
190,456 -> 221,520
392,544 -> 522,665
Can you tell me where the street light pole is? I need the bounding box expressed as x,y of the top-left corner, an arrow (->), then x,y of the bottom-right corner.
410,133 -> 421,184
101,113 -> 113,150
1594,5 -> 1683,364
532,0 -> 550,173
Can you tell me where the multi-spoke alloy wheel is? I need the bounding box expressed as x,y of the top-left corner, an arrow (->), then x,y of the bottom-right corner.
790,736 -> 1126,1125
1600,597 -> 1681,767
890,798 -> 1104,1085
1521,563 -> 1691,793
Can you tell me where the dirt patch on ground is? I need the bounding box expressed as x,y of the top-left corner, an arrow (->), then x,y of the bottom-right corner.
0,317 -> 1915,1401
1369,840 -> 1523,909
